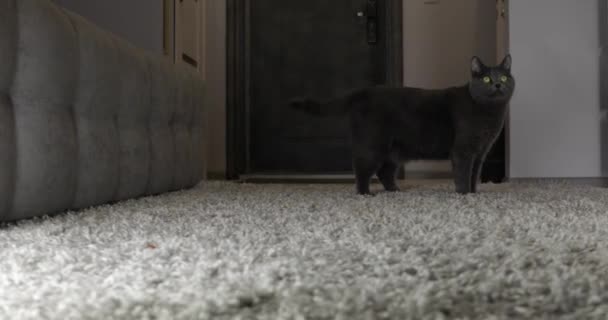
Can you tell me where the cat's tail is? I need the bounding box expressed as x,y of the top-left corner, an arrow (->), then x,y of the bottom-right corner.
289,89 -> 363,116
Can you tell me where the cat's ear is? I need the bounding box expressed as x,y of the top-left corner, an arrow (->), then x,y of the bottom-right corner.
471,56 -> 484,75
500,54 -> 512,72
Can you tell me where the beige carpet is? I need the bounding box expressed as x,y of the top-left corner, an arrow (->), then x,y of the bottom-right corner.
1,180 -> 608,319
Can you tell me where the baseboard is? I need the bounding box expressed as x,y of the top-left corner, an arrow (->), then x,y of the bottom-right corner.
207,172 -> 227,180
507,177 -> 608,187
208,173 -> 608,188
238,171 -> 452,183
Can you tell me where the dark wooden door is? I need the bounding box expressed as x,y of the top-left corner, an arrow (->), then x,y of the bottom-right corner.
249,0 -> 397,173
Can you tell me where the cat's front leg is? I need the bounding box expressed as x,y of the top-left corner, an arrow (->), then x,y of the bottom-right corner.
451,152 -> 475,194
353,156 -> 381,195
470,155 -> 486,193
471,141 -> 497,193
377,160 -> 401,192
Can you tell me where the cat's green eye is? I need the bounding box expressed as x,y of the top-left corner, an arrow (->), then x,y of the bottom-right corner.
482,76 -> 491,84
500,75 -> 508,82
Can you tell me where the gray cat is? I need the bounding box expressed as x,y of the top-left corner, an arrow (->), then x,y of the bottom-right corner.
291,55 -> 515,195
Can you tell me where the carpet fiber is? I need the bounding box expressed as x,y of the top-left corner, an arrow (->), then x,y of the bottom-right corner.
2,181 -> 608,319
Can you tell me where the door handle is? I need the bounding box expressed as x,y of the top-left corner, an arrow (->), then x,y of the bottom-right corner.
366,0 -> 378,44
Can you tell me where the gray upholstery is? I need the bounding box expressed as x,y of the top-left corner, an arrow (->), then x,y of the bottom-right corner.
0,0 -> 206,222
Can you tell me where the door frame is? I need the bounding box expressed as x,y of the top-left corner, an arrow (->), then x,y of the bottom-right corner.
600,0 -> 608,176
225,0 -> 404,179
497,0 -> 510,181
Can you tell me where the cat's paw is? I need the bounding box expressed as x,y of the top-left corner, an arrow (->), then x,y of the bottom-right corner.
356,191 -> 376,197
455,189 -> 472,195
384,186 -> 400,192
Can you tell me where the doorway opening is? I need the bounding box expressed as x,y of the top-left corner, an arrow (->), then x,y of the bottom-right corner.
226,0 -> 509,182
399,0 -> 509,182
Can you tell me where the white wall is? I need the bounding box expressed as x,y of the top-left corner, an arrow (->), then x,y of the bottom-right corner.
53,0 -> 164,55
509,0 -> 601,178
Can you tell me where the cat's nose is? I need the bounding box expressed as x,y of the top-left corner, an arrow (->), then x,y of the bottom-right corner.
495,83 -> 502,89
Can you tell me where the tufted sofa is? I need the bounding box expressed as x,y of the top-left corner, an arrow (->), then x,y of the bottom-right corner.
0,0 -> 207,222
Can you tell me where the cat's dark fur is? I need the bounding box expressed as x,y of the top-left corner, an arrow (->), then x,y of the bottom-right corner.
290,55 -> 515,195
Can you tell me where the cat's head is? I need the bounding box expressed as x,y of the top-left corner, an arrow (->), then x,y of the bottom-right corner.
468,55 -> 515,104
